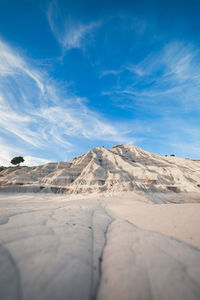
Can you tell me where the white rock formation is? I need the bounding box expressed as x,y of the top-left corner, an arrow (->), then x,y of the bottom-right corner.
1,193 -> 200,300
0,145 -> 200,193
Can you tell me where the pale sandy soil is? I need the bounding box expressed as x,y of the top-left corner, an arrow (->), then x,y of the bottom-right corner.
0,192 -> 200,300
104,193 -> 200,248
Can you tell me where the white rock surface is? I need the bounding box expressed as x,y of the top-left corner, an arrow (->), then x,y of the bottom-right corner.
0,145 -> 200,194
0,193 -> 200,300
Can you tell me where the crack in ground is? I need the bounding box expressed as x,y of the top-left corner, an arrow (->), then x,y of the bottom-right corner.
93,219 -> 113,300
122,219 -> 200,293
90,201 -> 114,300
89,209 -> 95,300
0,244 -> 23,300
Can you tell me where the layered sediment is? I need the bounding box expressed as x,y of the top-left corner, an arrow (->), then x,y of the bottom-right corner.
0,145 -> 200,193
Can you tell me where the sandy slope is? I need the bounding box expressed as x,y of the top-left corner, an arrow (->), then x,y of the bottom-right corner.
0,192 -> 200,300
1,145 -> 200,194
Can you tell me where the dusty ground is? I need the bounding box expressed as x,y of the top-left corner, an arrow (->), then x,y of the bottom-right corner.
0,192 -> 200,300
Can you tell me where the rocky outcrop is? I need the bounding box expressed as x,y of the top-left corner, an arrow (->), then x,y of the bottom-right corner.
0,145 -> 200,194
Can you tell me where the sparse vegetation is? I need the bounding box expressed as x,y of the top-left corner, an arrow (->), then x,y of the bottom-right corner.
10,156 -> 24,166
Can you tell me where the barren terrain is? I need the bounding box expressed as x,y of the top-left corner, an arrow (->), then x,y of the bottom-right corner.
0,192 -> 200,300
1,145 -> 200,194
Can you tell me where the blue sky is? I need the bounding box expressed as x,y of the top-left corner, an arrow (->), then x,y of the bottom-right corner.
0,0 -> 200,165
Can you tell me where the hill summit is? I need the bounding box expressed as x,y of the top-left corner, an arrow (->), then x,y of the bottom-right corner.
0,145 -> 200,194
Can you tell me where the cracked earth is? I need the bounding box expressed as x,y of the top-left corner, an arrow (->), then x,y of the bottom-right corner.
0,192 -> 200,300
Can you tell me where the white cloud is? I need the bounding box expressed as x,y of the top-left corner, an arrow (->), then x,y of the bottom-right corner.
127,42 -> 200,86
23,156 -> 51,166
99,69 -> 122,78
106,41 -> 200,111
0,138 -> 50,166
61,21 -> 100,50
35,105 -> 132,144
99,41 -> 200,158
0,40 -> 44,93
0,38 -> 136,166
0,140 -> 22,166
47,0 -> 100,51
0,95 -> 43,147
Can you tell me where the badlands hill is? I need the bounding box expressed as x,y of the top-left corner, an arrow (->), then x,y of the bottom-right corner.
0,144 -> 200,194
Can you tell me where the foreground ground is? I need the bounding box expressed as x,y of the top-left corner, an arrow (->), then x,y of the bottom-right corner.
0,192 -> 200,300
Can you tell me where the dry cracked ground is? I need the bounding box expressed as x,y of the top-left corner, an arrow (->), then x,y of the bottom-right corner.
0,193 -> 200,300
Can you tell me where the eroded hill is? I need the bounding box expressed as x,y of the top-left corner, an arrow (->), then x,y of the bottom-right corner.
0,145 -> 200,193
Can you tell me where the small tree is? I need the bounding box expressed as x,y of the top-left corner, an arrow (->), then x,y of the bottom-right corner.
170,154 -> 175,157
10,156 -> 24,166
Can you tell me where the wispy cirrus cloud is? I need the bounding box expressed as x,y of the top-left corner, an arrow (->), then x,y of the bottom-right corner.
0,40 -> 44,93
125,42 -> 200,97
100,41 -> 200,157
102,41 -> 200,109
99,69 -> 122,78
0,38 -> 136,166
47,0 -> 100,52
